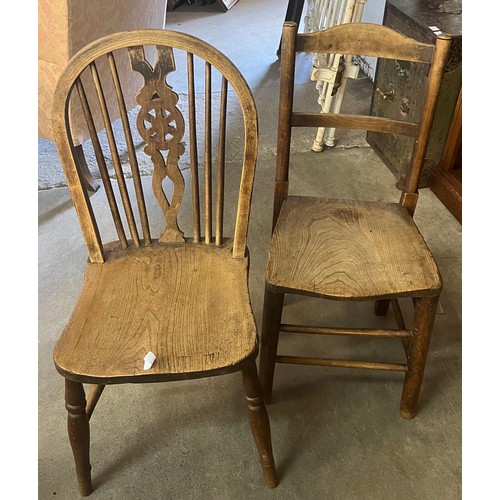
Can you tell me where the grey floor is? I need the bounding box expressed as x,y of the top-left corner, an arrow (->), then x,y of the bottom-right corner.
38,1 -> 462,498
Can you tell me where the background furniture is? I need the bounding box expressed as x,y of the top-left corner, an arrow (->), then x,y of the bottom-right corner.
167,0 -> 239,11
38,0 -> 168,190
51,29 -> 277,495
304,0 -> 368,151
427,88 -> 461,223
259,21 -> 451,420
366,0 -> 462,192
167,0 -> 186,9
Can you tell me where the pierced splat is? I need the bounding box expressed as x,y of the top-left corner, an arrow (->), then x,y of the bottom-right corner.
129,45 -> 186,243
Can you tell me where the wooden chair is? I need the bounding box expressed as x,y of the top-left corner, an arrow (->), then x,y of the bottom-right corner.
39,0 -> 168,191
51,30 -> 278,495
259,22 -> 452,420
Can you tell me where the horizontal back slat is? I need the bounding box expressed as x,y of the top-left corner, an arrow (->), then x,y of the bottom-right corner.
296,22 -> 435,63
291,112 -> 419,137
275,20 -> 452,221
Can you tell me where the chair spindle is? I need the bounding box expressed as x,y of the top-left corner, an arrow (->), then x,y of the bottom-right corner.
187,52 -> 201,242
90,61 -> 141,247
216,77 -> 228,246
204,61 -> 213,244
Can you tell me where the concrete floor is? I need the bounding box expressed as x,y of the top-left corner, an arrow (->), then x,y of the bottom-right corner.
38,1 -> 462,498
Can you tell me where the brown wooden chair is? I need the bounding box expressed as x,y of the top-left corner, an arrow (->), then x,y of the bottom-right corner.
259,21 -> 452,420
51,29 -> 278,495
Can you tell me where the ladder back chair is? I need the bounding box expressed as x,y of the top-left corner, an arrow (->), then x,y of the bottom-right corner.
51,29 -> 278,495
259,21 -> 452,420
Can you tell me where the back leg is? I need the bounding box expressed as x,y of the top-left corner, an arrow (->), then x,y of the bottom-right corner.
400,295 -> 440,419
259,288 -> 285,403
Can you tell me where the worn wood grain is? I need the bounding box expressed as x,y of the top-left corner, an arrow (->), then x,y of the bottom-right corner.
54,243 -> 258,384
266,196 -> 442,300
108,52 -> 151,245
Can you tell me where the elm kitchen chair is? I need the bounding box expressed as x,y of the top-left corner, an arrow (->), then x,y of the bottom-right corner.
51,30 -> 278,495
259,21 -> 452,419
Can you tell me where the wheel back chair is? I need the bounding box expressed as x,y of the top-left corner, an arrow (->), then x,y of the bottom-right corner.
259,22 -> 452,420
51,30 -> 278,495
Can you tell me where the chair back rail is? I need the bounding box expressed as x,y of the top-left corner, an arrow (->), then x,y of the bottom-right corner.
273,21 -> 452,226
52,30 -> 258,263
296,22 -> 436,62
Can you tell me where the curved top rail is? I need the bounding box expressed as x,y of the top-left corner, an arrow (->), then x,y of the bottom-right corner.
51,29 -> 258,261
294,21 -> 450,63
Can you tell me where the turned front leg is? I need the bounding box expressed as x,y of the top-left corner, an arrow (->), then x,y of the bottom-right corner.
242,361 -> 279,488
65,379 -> 92,496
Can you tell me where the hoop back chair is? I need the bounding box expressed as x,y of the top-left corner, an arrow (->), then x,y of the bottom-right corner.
51,30 -> 278,495
259,22 -> 452,420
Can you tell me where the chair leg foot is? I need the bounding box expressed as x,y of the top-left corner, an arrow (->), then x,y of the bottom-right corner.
65,379 -> 92,496
242,361 -> 279,488
400,295 -> 440,419
399,407 -> 417,420
259,288 -> 284,404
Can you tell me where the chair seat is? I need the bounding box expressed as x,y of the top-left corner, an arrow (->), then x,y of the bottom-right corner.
266,196 -> 442,300
54,243 -> 258,383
